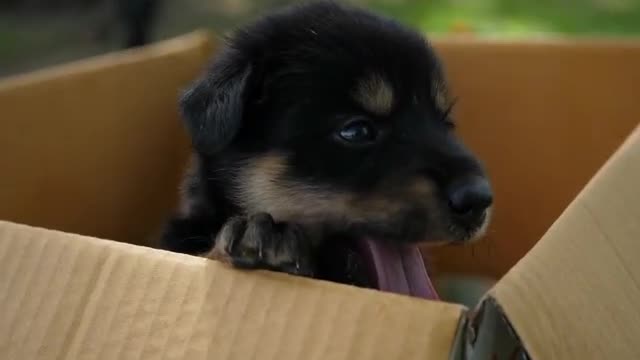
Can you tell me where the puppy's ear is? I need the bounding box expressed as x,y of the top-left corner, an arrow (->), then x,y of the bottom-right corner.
179,53 -> 253,155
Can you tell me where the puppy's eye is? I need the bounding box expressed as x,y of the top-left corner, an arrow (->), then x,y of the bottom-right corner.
337,119 -> 378,144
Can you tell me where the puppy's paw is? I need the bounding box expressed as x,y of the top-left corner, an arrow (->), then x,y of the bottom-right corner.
206,213 -> 315,277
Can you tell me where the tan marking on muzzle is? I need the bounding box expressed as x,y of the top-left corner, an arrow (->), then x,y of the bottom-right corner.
235,154 -> 352,222
471,206 -> 493,241
235,154 -> 430,225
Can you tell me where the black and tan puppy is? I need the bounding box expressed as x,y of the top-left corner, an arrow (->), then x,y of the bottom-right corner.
160,1 -> 492,288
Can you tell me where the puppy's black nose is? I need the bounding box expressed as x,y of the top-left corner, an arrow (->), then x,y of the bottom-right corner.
447,177 -> 493,216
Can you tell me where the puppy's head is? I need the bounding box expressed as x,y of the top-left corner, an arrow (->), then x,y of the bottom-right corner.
180,1 -> 492,245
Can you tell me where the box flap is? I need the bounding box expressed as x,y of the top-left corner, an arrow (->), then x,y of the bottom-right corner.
0,31 -> 214,246
490,125 -> 640,359
0,220 -> 465,360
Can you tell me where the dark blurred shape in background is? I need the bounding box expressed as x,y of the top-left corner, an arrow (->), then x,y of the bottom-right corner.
117,0 -> 160,48
1,0 -> 640,77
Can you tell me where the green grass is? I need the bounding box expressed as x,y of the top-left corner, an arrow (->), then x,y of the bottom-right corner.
2,0 -> 640,77
370,0 -> 640,37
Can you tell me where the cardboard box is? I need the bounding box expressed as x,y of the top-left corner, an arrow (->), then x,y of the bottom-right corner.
1,31 -> 639,359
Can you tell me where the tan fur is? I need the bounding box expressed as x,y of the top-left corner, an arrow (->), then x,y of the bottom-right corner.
234,153 -> 359,223
233,153 -> 492,243
234,153 -> 438,226
204,220 -> 236,261
353,74 -> 394,116
472,207 -> 492,241
178,154 -> 201,218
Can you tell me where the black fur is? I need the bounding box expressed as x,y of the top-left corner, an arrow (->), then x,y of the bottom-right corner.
159,1 -> 492,287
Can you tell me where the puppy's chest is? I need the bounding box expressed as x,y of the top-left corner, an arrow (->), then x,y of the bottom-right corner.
314,237 -> 373,289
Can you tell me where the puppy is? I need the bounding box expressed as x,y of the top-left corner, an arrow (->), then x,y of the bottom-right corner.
159,1 -> 492,288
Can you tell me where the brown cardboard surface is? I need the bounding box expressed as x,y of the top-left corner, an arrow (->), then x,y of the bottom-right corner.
0,220 -> 464,360
0,31 -> 213,246
491,125 -> 640,359
430,38 -> 640,278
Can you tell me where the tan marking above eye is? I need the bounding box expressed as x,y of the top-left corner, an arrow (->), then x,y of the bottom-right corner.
352,74 -> 394,116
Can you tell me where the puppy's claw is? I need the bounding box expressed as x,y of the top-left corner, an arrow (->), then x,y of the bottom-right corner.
206,213 -> 315,277
207,216 -> 246,263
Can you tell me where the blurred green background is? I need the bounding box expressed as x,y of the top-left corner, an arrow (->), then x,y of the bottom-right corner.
1,0 -> 640,77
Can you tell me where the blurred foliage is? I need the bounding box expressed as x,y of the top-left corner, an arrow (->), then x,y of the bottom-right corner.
0,0 -> 101,11
2,0 -> 640,76
368,0 -> 640,37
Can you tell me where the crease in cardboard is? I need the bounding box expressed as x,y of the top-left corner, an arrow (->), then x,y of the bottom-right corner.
464,297 -> 529,360
447,309 -> 468,360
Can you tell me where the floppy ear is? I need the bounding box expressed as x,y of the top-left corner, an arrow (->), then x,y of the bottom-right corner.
179,54 -> 253,155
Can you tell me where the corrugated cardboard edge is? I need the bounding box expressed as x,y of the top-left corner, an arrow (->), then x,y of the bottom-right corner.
488,124 -> 640,359
0,220 -> 466,360
0,30 -> 213,91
